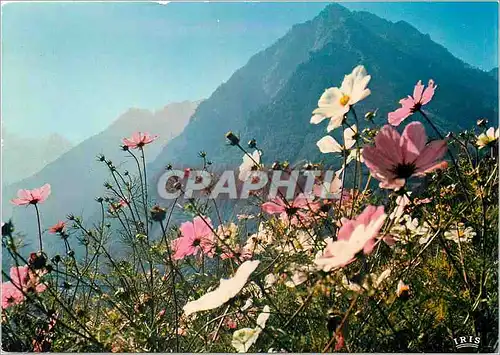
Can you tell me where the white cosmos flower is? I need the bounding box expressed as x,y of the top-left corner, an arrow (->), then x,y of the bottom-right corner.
314,172 -> 342,198
444,224 -> 476,244
317,125 -> 357,154
264,274 -> 278,289
311,65 -> 371,132
284,264 -> 312,288
341,269 -> 391,294
476,127 -> 499,149
345,147 -> 364,164
277,230 -> 315,254
232,306 -> 271,352
238,150 -> 262,181
390,214 -> 431,245
240,297 -> 253,312
244,223 -> 274,254
389,194 -> 411,221
183,260 -> 260,316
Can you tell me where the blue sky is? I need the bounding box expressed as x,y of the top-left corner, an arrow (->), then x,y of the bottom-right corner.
1,1 -> 498,144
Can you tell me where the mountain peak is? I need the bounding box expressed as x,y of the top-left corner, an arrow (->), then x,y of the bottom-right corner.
317,3 -> 351,19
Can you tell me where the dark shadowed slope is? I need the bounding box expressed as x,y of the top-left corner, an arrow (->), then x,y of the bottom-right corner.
149,4 -> 497,188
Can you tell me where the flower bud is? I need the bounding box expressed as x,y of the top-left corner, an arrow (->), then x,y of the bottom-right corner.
396,280 -> 410,300
29,252 -> 47,270
150,205 -> 167,222
271,161 -> 281,170
248,139 -> 257,149
364,110 -> 377,121
477,118 -> 488,127
2,220 -> 14,237
225,131 -> 240,146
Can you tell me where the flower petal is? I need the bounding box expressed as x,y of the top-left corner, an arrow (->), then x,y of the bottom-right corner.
317,135 -> 342,153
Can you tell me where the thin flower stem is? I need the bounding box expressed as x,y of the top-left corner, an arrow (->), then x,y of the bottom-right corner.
417,109 -> 470,204
34,203 -> 43,251
140,147 -> 150,235
160,219 -> 180,352
322,293 -> 359,352
128,150 -> 147,230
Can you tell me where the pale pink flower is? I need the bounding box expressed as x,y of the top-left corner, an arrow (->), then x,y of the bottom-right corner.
362,122 -> 448,190
220,244 -> 253,261
2,265 -> 47,309
109,199 -> 129,213
262,193 -> 320,226
11,184 -> 51,206
48,221 -> 66,234
122,132 -> 158,149
388,79 -> 437,126
171,216 -> 216,260
314,206 -> 386,271
10,265 -> 47,294
1,282 -> 24,309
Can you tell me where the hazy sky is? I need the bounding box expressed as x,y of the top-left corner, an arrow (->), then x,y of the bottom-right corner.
2,1 -> 498,144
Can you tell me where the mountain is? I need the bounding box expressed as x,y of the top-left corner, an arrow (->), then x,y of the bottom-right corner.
149,4 -> 498,183
488,67 -> 498,80
2,100 -> 200,254
2,130 -> 73,185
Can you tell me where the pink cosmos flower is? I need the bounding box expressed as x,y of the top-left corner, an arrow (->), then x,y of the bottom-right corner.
11,184 -> 51,206
388,79 -> 437,126
122,132 -> 158,149
1,282 -> 24,309
362,122 -> 448,190
10,265 -> 47,294
220,244 -> 253,261
2,265 -> 47,309
171,216 -> 216,260
49,221 -> 66,234
262,193 -> 320,226
314,206 -> 386,271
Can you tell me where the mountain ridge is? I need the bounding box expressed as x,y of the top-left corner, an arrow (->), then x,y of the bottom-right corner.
2,100 -> 201,254
148,3 -> 497,178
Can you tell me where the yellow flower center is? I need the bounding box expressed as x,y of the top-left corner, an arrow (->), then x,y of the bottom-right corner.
339,94 -> 350,106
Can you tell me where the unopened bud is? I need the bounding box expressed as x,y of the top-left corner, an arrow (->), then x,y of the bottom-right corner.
225,131 -> 240,146
477,118 -> 488,127
365,110 -> 377,121
150,205 -> 167,222
248,139 -> 257,149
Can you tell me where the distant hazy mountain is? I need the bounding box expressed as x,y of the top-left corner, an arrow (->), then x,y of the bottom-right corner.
2,130 -> 73,185
149,4 -> 498,180
2,100 -> 200,253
